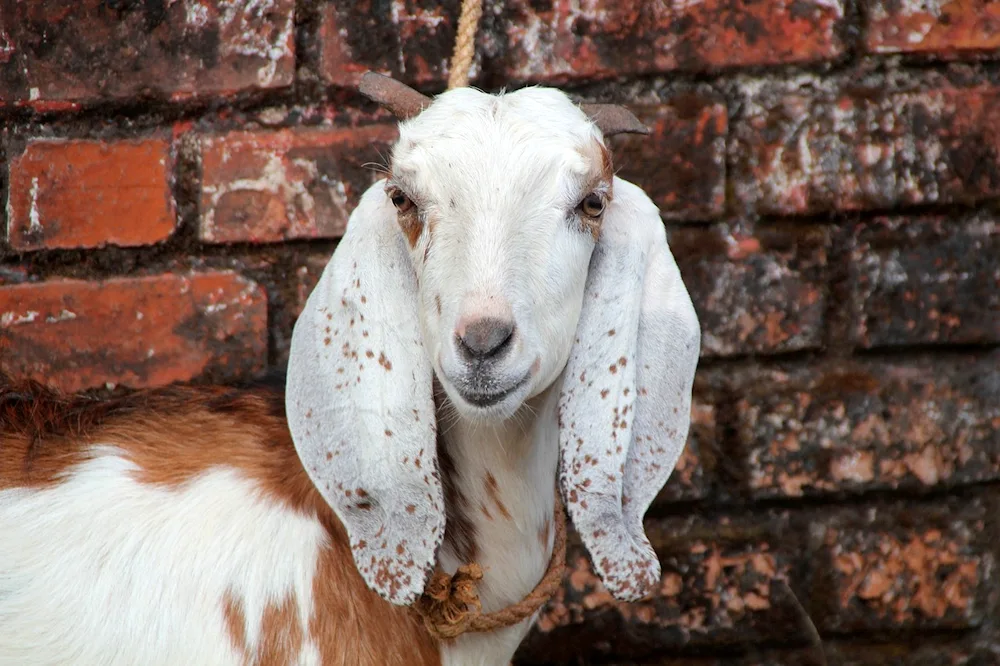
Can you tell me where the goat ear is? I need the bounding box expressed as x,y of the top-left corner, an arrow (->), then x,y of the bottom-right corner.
580,104 -> 650,136
285,180 -> 443,605
557,177 -> 700,601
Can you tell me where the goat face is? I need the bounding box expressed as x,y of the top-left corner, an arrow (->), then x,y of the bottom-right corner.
388,87 -> 610,420
286,74 -> 700,606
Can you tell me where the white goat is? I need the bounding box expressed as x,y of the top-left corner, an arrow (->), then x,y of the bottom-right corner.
0,73 -> 700,666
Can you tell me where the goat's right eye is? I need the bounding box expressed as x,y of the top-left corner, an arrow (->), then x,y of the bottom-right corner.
389,189 -> 415,213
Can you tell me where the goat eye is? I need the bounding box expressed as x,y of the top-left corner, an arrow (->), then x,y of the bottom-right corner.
580,193 -> 605,217
389,189 -> 415,213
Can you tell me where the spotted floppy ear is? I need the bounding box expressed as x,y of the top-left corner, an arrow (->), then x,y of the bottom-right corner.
285,180 -> 443,605
558,177 -> 700,602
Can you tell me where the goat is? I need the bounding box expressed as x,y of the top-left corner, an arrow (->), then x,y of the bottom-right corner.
0,73 -> 701,666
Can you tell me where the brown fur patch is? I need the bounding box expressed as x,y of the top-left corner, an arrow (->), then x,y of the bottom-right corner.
437,433 -> 478,562
399,210 -> 422,248
0,378 -> 441,665
434,380 -> 478,563
257,594 -> 304,666
484,472 -> 513,521
578,141 -> 614,241
537,518 -> 551,549
223,592 -> 249,662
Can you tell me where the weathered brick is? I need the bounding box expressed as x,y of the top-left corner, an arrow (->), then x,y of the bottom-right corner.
198,125 -> 397,243
6,138 -> 176,251
318,1 -> 460,88
0,272 -> 267,392
611,99 -> 727,221
519,536 -> 800,662
670,224 -> 827,357
853,215 -> 1000,348
655,400 -> 715,504
0,0 -> 293,104
737,360 -> 1000,499
866,0 -> 1000,55
502,0 -> 846,83
730,86 -> 1000,216
821,523 -> 987,633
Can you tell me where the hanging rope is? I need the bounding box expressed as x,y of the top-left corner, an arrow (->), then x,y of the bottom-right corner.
414,488 -> 567,639
414,1 -> 567,639
447,0 -> 484,89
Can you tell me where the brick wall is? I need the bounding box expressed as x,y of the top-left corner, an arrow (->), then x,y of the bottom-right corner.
2,2 -> 1000,663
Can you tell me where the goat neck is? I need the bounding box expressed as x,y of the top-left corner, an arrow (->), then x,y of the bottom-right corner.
435,382 -> 559,665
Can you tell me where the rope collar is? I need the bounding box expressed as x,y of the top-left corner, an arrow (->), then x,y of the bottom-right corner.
414,489 -> 567,640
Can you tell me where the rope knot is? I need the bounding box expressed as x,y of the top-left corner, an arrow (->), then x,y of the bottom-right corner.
413,489 -> 567,640
416,563 -> 485,639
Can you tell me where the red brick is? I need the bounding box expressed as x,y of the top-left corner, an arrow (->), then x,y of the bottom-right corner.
671,224 -> 828,357
520,536 -> 799,662
853,215 -> 1000,348
0,272 -> 267,392
502,0 -> 846,83
731,86 -> 1000,216
866,0 -> 1000,55
737,360 -> 1000,499
198,125 -> 398,244
611,99 -> 727,221
6,138 -> 176,251
655,400 -> 715,504
318,1 -> 460,88
821,523 -> 987,632
0,0 -> 294,104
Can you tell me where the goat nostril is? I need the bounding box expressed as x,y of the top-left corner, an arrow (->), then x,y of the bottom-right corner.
457,317 -> 515,360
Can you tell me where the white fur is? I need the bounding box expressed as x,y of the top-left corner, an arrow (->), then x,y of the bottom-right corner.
0,447 -> 325,666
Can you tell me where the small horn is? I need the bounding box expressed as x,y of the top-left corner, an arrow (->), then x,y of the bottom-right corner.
580,104 -> 650,136
359,72 -> 432,120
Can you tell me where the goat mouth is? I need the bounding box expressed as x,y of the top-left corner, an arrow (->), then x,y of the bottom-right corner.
458,374 -> 530,408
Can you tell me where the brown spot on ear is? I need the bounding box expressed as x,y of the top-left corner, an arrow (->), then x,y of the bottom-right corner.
435,295 -> 442,316
378,352 -> 393,371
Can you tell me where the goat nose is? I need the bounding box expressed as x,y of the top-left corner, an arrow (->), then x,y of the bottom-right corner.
456,317 -> 515,361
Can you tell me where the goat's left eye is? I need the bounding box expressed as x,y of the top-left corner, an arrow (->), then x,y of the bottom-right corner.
390,190 -> 414,213
580,193 -> 605,217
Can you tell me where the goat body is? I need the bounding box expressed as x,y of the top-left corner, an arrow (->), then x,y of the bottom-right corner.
0,381 -> 442,665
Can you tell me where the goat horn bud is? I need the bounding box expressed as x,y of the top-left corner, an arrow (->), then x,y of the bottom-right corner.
580,104 -> 650,136
359,72 -> 432,120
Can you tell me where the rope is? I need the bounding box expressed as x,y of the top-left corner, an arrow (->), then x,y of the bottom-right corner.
415,488 -> 567,639
447,0 -> 483,89
416,4 -> 563,638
